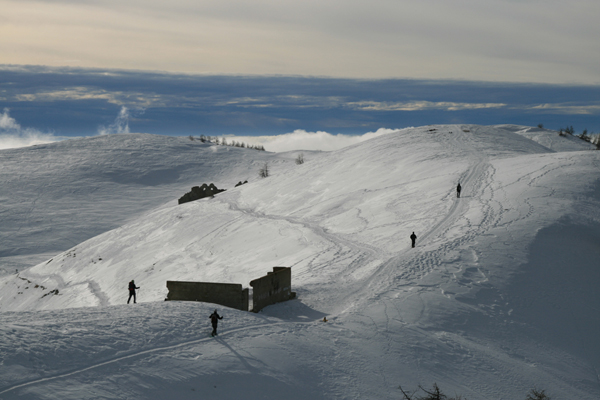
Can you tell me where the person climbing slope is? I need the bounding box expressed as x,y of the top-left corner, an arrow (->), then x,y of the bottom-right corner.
457,183 -> 462,198
410,232 -> 417,248
127,280 -> 140,304
210,309 -> 223,337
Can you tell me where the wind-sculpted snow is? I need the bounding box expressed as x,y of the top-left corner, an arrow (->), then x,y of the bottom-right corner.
0,125 -> 599,399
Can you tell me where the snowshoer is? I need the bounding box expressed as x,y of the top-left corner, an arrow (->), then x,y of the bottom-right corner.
410,232 -> 417,248
127,280 -> 140,304
457,183 -> 462,198
210,309 -> 223,337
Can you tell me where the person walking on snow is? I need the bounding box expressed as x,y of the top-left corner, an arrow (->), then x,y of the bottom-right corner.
210,309 -> 223,337
127,280 -> 140,304
457,183 -> 462,198
410,232 -> 417,248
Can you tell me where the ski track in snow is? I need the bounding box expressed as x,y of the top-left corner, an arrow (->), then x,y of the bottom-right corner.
217,126 -> 589,337
0,320 -> 289,396
223,197 -> 390,313
219,127 -> 531,321
184,127 -> 503,332
349,130 -> 496,324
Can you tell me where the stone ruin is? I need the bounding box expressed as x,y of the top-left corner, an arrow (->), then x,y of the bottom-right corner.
165,281 -> 249,311
178,183 -> 226,205
165,267 -> 295,312
250,267 -> 295,312
178,180 -> 250,205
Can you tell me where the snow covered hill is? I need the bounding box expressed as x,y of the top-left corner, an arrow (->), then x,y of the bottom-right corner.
497,124 -> 596,152
0,134 -> 306,273
1,125 -> 599,399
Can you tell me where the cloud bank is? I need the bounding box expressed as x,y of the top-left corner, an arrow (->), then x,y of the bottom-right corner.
226,128 -> 400,153
2,67 -> 600,140
0,109 -> 60,150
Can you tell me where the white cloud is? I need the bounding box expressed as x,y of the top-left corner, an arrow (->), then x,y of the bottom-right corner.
529,103 -> 600,115
348,100 -> 507,112
98,106 -> 131,135
225,128 -> 400,153
0,108 -> 60,150
14,87 -> 160,108
0,109 -> 22,131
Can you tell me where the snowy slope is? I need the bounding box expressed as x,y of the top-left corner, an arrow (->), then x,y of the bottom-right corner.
496,124 -> 596,152
1,125 -> 599,399
0,134 -> 308,273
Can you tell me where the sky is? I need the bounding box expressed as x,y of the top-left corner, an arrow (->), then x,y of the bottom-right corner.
1,0 -> 600,150
3,0 -> 600,83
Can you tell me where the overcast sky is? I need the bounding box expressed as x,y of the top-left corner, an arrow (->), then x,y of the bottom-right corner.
1,1 -> 600,150
2,0 -> 600,84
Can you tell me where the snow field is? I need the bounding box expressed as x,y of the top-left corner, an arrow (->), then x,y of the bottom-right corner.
1,125 -> 599,399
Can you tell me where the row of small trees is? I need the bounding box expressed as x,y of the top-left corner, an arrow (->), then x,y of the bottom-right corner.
399,383 -> 551,400
560,126 -> 600,149
189,135 -> 266,151
538,123 -> 600,149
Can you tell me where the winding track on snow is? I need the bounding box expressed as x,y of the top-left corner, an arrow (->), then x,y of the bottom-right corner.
357,127 -> 503,315
333,127 -> 499,308
221,127 -> 501,315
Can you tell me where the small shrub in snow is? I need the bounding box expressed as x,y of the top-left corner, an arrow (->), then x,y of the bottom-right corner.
399,383 -> 465,400
258,162 -> 269,178
399,384 -> 551,400
526,388 -> 551,400
579,129 -> 591,143
558,126 -> 575,136
295,153 -> 304,165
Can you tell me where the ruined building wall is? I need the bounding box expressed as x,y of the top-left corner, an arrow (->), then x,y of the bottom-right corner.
166,281 -> 249,311
250,267 -> 293,312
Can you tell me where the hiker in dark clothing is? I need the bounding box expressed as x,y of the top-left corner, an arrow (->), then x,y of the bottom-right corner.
127,280 -> 140,304
457,183 -> 462,198
210,309 -> 223,337
410,232 -> 417,248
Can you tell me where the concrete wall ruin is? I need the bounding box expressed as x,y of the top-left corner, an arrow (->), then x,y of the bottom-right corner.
250,267 -> 294,313
165,267 -> 294,312
166,281 -> 249,311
